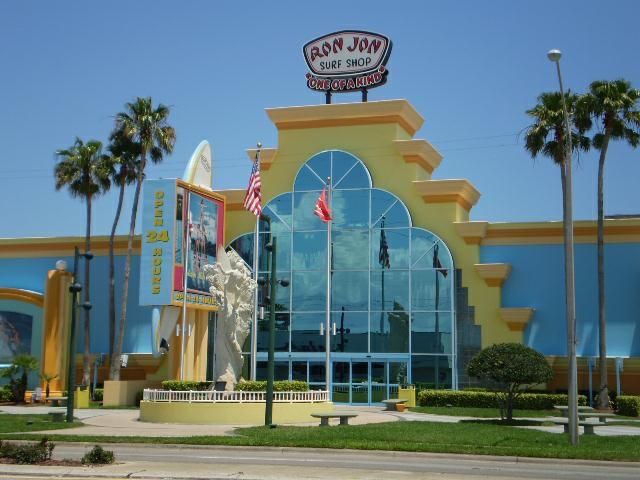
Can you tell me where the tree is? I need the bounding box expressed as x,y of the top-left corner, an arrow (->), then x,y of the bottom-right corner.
39,372 -> 58,399
582,80 -> 640,409
110,97 -> 176,380
467,343 -> 553,421
106,130 -> 140,358
55,138 -> 113,386
1,354 -> 39,404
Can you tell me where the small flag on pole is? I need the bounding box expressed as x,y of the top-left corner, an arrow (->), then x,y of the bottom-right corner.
243,155 -> 262,216
379,218 -> 390,269
314,186 -> 332,223
433,243 -> 448,277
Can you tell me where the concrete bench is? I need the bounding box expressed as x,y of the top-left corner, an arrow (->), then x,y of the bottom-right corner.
381,399 -> 407,411
553,405 -> 594,416
48,411 -> 65,422
579,412 -> 616,423
311,412 -> 358,426
547,418 -> 601,435
46,397 -> 67,407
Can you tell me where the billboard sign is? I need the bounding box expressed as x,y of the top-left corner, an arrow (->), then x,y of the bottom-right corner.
303,30 -> 392,94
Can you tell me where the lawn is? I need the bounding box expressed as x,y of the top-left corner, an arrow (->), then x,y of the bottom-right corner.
409,406 -> 557,418
2,421 -> 639,462
0,413 -> 81,433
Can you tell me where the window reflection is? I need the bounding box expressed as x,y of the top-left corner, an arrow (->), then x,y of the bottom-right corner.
371,310 -> 409,353
332,230 -> 368,269
331,310 -> 368,353
256,313 -> 290,352
332,151 -> 370,189
370,270 -> 409,311
292,271 -> 326,311
291,313 -> 325,352
411,312 -> 452,354
411,270 -> 452,311
371,228 -> 410,269
331,271 -> 368,311
293,191 -> 324,230
332,189 -> 369,228
371,189 -> 410,228
292,231 -> 326,270
411,355 -> 452,389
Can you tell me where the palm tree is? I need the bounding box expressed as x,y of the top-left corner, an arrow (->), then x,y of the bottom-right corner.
582,80 -> 640,409
55,138 -> 113,386
110,97 -> 176,380
106,130 -> 140,358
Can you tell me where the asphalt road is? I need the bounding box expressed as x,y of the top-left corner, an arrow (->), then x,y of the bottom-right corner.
1,444 -> 638,480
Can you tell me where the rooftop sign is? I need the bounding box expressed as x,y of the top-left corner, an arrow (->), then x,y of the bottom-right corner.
303,30 -> 392,99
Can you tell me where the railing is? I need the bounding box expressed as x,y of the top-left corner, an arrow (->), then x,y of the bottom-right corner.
143,389 -> 330,403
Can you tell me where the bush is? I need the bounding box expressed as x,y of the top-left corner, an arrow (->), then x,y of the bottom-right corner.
161,381 -> 211,391
0,386 -> 12,402
236,380 -> 309,392
1,354 -> 39,404
616,396 -> 640,417
0,438 -> 54,464
417,389 -> 587,410
93,388 -> 104,402
81,445 -> 115,465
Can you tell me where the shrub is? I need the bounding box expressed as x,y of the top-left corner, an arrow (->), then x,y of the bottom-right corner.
93,388 -> 104,401
0,438 -> 54,464
467,343 -> 553,421
616,396 -> 640,417
161,381 -> 211,391
417,389 -> 587,410
0,386 -> 12,402
81,445 -> 115,465
0,354 -> 39,404
236,380 -> 309,392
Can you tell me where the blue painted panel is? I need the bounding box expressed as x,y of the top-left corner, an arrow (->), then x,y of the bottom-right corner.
481,243 -> 640,357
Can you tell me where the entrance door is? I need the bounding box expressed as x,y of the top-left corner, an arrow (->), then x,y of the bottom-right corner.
330,358 -> 408,405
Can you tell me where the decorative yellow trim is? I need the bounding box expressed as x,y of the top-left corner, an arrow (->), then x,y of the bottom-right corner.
265,99 -> 424,137
0,288 -> 44,307
176,179 -> 226,203
216,189 -> 246,211
245,148 -> 277,171
0,235 -> 141,258
474,263 -> 512,287
454,221 -> 488,245
392,139 -> 442,175
499,307 -> 534,332
483,218 -> 640,245
413,179 -> 481,211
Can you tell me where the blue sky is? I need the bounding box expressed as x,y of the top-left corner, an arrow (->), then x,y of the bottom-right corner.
1,1 -> 639,238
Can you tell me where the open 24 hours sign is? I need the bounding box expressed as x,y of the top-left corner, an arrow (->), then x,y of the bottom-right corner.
303,30 -> 392,93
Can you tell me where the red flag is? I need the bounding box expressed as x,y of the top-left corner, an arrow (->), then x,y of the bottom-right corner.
314,187 -> 332,223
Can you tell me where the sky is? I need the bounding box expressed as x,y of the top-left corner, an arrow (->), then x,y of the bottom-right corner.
1,0 -> 639,238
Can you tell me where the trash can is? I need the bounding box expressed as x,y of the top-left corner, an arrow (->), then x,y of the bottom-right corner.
398,385 -> 416,408
74,386 -> 90,409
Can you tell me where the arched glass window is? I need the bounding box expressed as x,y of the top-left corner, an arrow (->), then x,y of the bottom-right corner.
228,150 -> 456,389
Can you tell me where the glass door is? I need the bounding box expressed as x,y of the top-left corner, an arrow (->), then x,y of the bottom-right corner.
351,361 -> 369,404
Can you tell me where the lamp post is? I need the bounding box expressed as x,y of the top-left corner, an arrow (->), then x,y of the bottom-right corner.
547,48 -> 579,445
65,247 -> 93,424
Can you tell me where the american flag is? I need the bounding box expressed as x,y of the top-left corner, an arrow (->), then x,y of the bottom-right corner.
243,156 -> 262,216
379,218 -> 390,269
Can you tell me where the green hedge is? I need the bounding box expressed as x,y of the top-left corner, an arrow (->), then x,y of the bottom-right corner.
236,380 -> 309,392
417,389 -> 587,410
0,386 -> 12,403
161,381 -> 211,391
93,388 -> 103,402
616,396 -> 640,417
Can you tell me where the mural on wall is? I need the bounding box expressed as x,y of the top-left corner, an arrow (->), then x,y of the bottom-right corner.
0,311 -> 32,363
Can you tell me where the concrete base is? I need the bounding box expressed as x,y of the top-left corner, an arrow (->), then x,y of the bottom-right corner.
139,401 -> 334,424
104,380 -> 161,407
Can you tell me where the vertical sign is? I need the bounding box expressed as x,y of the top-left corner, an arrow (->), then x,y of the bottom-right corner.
139,179 -> 177,306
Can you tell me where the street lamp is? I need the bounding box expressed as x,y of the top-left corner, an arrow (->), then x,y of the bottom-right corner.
547,48 -> 579,445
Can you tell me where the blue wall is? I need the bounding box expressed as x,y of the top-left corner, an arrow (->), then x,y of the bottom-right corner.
0,254 -> 152,354
481,243 -> 640,357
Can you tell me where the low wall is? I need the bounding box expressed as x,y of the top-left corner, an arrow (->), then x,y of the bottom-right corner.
139,400 -> 333,424
104,380 -> 161,407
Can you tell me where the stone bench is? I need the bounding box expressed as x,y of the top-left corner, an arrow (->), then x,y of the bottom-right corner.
381,399 -> 407,411
46,397 -> 67,407
48,411 -> 65,422
311,412 -> 358,426
547,418 -> 602,435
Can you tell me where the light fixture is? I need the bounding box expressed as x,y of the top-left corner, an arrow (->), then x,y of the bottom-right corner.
55,260 -> 67,271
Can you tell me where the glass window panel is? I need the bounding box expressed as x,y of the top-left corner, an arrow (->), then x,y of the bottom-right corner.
371,189 -> 410,228
307,152 -> 332,183
292,231 -> 327,270
412,229 -> 452,270
371,311 -> 410,353
309,362 -> 326,382
257,272 -> 290,312
275,361 -> 290,381
331,271 -> 368,311
389,362 -> 409,385
332,229 -> 368,270
411,355 -> 452,389
258,233 -> 291,272
370,270 -> 409,311
228,234 -> 254,270
371,228 -> 409,269
256,361 -> 267,381
292,271 -> 326,311
332,152 -> 370,189
294,165 -> 326,191
292,361 -> 307,381
293,191 -> 325,230
256,313 -> 290,352
411,270 -> 452,311
333,361 -> 350,383
411,312 -> 453,354
290,312 -> 325,352
351,362 -> 369,384
332,189 -> 369,228
331,310 -> 368,353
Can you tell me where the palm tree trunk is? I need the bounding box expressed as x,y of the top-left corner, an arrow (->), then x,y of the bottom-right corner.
111,158 -> 146,380
597,134 -> 611,409
83,194 -> 92,387
109,178 -> 127,358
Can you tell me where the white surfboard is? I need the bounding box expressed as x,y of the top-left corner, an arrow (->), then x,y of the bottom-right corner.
182,140 -> 213,189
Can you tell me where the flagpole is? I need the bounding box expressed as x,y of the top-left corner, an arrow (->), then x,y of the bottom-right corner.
325,176 -> 332,394
434,244 -> 440,390
250,143 -> 262,381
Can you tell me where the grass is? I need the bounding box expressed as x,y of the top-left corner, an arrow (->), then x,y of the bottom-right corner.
0,413 -> 81,433
2,421 -> 639,462
409,406 -> 557,418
